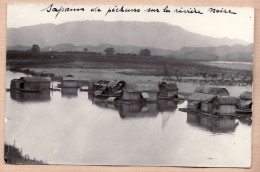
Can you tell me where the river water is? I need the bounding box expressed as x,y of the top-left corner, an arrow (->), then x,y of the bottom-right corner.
201,61 -> 253,70
5,71 -> 251,167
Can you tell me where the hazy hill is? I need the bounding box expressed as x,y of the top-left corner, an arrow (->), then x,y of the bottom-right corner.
7,20 -> 249,51
172,44 -> 253,61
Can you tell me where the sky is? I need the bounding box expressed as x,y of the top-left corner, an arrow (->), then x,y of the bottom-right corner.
7,4 -> 254,43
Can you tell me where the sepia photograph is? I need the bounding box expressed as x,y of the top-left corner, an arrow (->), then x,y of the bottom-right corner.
5,4 -> 254,167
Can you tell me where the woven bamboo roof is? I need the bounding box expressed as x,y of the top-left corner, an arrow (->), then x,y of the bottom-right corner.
195,86 -> 229,95
159,82 -> 178,90
20,77 -> 51,83
240,91 -> 252,100
217,96 -> 238,105
123,82 -> 159,92
187,92 -> 216,102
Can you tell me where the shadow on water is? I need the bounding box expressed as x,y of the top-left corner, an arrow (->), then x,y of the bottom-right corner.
115,103 -> 159,119
61,88 -> 78,98
91,96 -> 118,111
4,143 -> 46,164
10,90 -> 51,103
88,92 -> 179,121
158,100 -> 178,113
186,112 -> 239,134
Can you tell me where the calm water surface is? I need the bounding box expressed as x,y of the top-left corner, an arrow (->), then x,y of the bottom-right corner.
5,71 -> 251,167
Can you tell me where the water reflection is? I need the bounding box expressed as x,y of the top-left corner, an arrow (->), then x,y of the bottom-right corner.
89,99 -> 178,121
115,103 -> 158,119
91,97 -> 118,111
187,112 -> 238,133
158,100 -> 178,112
10,90 -> 51,102
61,88 -> 78,98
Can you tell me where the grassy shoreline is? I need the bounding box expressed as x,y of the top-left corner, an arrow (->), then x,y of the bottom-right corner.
4,143 -> 46,165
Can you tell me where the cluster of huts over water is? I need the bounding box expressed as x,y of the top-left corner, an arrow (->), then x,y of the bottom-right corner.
9,76 -> 252,117
187,86 -> 252,116
9,77 -> 179,101
91,80 -> 179,102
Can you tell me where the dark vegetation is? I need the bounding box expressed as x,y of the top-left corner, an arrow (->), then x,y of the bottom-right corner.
4,143 -> 46,164
6,49 -> 253,86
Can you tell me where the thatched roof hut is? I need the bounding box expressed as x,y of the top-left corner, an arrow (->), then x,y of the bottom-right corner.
61,77 -> 79,88
10,77 -> 51,91
238,91 -> 252,110
21,77 -> 51,83
135,83 -> 159,92
106,80 -> 125,96
158,81 -> 178,98
122,82 -> 159,101
187,93 -> 217,113
195,86 -> 229,96
187,92 -> 216,102
216,97 -> 238,105
92,80 -> 110,91
122,82 -> 158,92
122,83 -> 140,93
94,80 -> 110,87
213,97 -> 238,114
107,80 -> 125,88
239,91 -> 252,100
159,82 -> 178,90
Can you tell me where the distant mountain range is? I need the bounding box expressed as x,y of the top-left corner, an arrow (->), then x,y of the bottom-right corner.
171,44 -> 253,61
7,20 -> 253,62
7,20 -> 249,50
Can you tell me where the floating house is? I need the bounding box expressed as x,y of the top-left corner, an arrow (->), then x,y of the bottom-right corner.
106,80 -> 125,97
92,80 -> 110,93
135,83 -> 159,102
92,80 -> 125,97
121,83 -> 142,101
10,77 -> 51,92
61,77 -> 78,88
212,97 -> 237,114
195,86 -> 229,96
158,82 -> 178,99
187,93 -> 237,115
239,91 -> 252,109
187,93 -> 217,113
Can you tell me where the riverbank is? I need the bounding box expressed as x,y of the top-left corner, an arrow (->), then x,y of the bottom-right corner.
4,143 -> 46,164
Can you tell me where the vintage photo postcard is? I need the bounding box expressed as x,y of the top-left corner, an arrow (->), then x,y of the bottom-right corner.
5,4 -> 254,167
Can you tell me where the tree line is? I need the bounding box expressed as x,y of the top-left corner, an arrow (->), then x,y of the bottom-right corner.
30,44 -> 152,56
